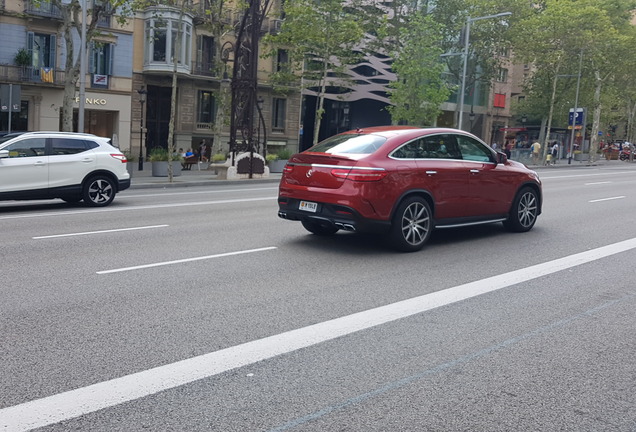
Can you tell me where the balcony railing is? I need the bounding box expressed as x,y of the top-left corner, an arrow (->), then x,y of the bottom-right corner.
192,61 -> 220,78
25,0 -> 62,18
0,64 -> 65,85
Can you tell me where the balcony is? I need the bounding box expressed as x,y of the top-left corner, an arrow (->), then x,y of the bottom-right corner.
0,65 -> 65,85
192,61 -> 220,78
25,0 -> 62,18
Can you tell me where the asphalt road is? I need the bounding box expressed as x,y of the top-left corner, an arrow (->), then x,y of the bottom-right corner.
1,164 -> 636,431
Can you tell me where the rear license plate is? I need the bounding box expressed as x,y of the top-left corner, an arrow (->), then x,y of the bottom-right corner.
299,201 -> 318,212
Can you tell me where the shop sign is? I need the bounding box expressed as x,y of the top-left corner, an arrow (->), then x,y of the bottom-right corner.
74,97 -> 108,105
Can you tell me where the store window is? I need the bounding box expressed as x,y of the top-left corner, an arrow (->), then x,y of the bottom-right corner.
272,98 -> 286,131
0,101 -> 29,132
276,49 -> 289,73
145,18 -> 192,66
90,42 -> 113,88
27,32 -> 56,81
197,91 -> 215,124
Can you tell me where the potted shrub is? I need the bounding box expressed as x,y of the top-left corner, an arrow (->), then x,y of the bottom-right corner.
149,147 -> 182,177
212,153 -> 227,163
268,148 -> 292,173
14,48 -> 31,80
123,151 -> 136,177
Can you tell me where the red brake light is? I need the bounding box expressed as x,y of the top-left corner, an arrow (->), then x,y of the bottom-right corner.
331,168 -> 387,182
110,153 -> 127,163
282,164 -> 293,174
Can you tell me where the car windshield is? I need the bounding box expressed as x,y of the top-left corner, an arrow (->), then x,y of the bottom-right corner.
308,134 -> 387,155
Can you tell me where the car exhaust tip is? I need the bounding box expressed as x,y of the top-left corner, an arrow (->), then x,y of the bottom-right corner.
335,223 -> 356,231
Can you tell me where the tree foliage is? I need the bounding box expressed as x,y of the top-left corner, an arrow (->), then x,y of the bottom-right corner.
386,14 -> 450,125
265,0 -> 364,144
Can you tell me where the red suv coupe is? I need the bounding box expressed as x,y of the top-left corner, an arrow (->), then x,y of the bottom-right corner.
278,126 -> 542,251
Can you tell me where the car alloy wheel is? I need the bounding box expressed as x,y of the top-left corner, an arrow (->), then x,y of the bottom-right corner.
389,196 -> 432,252
504,187 -> 538,232
83,176 -> 116,207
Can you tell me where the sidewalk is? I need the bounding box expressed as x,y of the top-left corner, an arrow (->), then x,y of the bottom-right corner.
127,156 -> 628,190
128,162 -> 282,190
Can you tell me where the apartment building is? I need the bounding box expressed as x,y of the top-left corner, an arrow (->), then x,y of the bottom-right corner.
0,0 -> 301,160
0,0 -> 133,145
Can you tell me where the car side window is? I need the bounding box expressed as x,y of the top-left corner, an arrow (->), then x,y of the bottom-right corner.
391,140 -> 422,159
419,134 -> 461,159
456,135 -> 494,162
51,138 -> 90,155
4,138 -> 46,158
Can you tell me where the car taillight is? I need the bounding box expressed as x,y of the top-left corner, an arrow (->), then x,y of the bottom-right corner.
110,153 -> 127,163
331,168 -> 387,182
282,164 -> 294,174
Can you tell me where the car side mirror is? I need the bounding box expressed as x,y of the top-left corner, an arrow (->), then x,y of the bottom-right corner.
0,149 -> 9,159
496,151 -> 507,164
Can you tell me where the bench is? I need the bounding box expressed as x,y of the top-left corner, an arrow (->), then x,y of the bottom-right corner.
182,155 -> 200,170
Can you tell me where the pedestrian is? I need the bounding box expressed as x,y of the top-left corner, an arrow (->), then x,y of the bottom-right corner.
505,142 -> 512,159
531,140 -> 541,165
551,141 -> 559,165
198,139 -> 208,162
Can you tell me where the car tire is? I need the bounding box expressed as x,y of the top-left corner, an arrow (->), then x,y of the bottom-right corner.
301,219 -> 339,236
503,187 -> 538,232
388,196 -> 432,252
83,175 -> 116,207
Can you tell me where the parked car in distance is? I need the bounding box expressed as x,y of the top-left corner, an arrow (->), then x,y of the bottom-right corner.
0,131 -> 130,207
278,126 -> 542,252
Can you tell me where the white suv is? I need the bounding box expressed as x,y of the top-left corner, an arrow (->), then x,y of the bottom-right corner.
0,132 -> 130,207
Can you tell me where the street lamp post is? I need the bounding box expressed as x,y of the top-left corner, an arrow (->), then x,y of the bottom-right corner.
137,87 -> 147,171
568,50 -> 583,165
458,12 -> 512,130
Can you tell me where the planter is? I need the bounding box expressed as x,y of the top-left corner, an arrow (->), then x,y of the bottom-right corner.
151,161 -> 182,177
268,159 -> 288,173
126,161 -> 135,177
573,153 -> 589,161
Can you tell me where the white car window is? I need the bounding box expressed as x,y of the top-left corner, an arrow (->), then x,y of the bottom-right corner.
3,138 -> 46,158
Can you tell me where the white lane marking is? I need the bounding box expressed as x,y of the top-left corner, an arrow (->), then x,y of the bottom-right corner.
589,196 -> 626,203
0,197 -> 277,221
540,171 -> 635,180
3,237 -> 636,431
585,181 -> 612,185
32,225 -> 169,240
97,246 -> 277,274
120,187 -> 278,199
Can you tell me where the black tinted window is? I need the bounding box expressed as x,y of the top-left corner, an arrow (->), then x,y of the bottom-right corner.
3,138 -> 46,158
51,138 -> 90,155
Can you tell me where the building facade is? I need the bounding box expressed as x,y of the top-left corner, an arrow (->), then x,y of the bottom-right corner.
0,0 -> 133,145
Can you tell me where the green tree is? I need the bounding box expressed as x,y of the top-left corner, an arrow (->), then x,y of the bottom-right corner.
265,0 -> 364,145
386,14 -> 450,125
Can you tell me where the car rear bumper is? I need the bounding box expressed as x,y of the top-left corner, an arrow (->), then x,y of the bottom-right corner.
277,196 -> 390,233
118,178 -> 131,192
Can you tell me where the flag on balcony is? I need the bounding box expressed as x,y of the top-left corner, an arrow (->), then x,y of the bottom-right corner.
41,67 -> 54,83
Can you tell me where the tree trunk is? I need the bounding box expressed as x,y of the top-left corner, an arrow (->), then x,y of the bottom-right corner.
312,60 -> 329,145
542,61 -> 561,163
589,70 -> 603,163
167,5 -> 186,182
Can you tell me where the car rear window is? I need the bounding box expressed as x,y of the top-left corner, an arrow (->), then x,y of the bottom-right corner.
308,134 -> 387,155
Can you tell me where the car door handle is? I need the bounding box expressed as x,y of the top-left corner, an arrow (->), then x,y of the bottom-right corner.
470,169 -> 480,174
33,161 -> 46,166
425,170 -> 437,175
